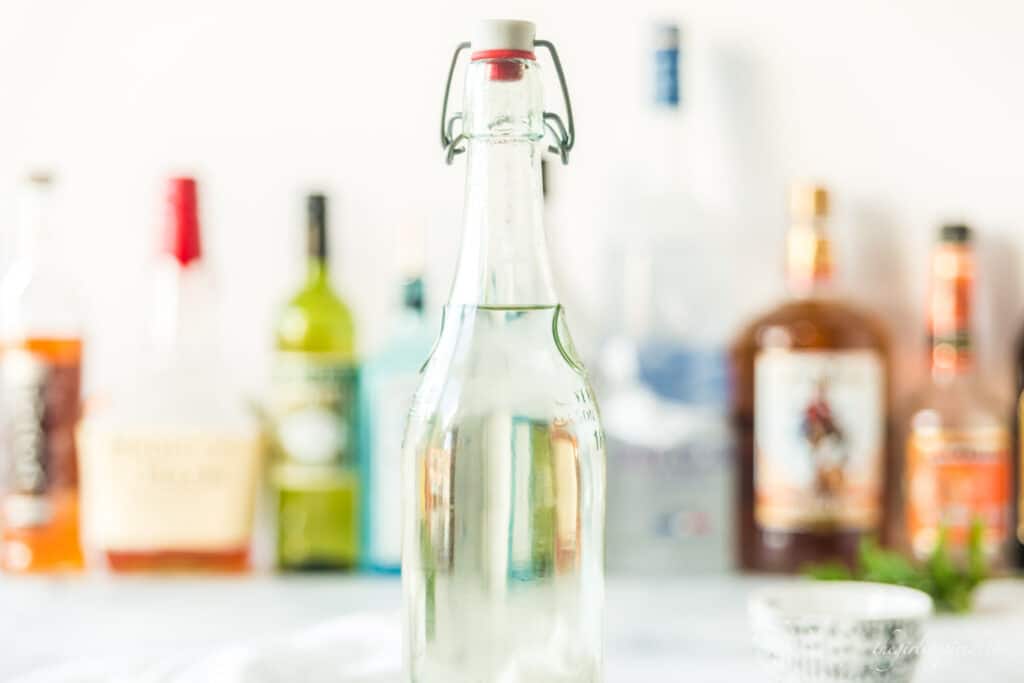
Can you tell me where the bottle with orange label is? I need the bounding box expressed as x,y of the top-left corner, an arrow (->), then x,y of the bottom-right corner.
904,224 -> 1010,566
0,173 -> 85,573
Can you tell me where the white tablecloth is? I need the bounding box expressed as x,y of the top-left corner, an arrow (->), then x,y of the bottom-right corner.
2,574 -> 1022,681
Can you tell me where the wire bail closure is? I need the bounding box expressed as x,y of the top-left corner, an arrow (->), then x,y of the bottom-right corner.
440,39 -> 576,165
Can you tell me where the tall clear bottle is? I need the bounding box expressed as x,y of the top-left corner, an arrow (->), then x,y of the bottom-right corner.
403,20 -> 605,682
0,173 -> 85,572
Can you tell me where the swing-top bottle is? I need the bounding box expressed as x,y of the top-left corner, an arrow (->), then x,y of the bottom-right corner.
402,19 -> 606,682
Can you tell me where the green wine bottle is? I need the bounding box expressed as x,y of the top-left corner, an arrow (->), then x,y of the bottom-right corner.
270,194 -> 359,570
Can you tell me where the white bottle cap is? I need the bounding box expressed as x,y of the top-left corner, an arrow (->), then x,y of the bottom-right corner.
472,19 -> 536,52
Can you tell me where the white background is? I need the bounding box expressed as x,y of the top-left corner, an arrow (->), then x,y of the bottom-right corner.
1,0 -> 1023,406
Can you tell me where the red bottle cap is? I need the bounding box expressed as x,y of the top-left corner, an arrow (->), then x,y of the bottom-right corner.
165,177 -> 201,266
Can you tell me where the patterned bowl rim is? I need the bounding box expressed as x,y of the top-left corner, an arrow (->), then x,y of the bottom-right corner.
748,581 -> 934,624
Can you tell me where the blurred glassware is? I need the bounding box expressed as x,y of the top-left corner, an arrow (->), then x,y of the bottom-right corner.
77,177 -> 261,572
904,224 -> 1010,567
0,172 -> 85,573
599,23 -> 735,575
269,193 -> 360,571
359,227 -> 435,573
731,184 -> 891,573
402,20 -> 605,682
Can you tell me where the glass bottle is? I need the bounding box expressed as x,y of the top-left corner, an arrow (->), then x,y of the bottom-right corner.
270,193 -> 359,570
77,177 -> 262,572
360,249 -> 435,573
403,20 -> 605,682
600,22 -> 735,575
730,184 -> 890,572
1011,314 -> 1024,567
0,172 -> 85,572
904,224 -> 1009,565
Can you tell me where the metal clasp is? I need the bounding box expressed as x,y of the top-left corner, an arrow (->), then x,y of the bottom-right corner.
440,38 -> 576,165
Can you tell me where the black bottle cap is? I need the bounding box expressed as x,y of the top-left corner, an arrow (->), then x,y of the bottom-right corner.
403,277 -> 425,314
939,223 -> 971,244
307,194 -> 328,261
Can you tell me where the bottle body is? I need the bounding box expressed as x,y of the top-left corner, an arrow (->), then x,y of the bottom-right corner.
77,178 -> 261,572
0,175 -> 84,572
403,305 -> 604,681
731,186 -> 891,572
904,378 -> 1009,564
0,338 -> 84,572
78,365 -> 262,572
602,339 -> 734,574
270,195 -> 359,570
1014,330 -> 1024,567
732,299 -> 890,571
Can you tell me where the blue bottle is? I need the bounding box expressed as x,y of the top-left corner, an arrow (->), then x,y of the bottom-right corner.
359,276 -> 435,573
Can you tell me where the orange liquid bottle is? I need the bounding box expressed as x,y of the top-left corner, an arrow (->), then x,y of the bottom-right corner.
0,175 -> 85,572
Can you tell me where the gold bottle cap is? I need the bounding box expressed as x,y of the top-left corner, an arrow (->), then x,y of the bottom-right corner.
789,183 -> 829,220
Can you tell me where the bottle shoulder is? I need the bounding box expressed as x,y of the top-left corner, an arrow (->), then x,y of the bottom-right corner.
409,305 -> 599,420
275,284 -> 356,354
732,296 -> 888,356
905,375 -> 1009,434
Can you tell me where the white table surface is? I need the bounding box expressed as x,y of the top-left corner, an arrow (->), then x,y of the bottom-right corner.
2,573 -> 1022,681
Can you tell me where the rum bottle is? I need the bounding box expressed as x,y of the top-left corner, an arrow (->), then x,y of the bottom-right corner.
731,184 -> 890,572
0,173 -> 85,572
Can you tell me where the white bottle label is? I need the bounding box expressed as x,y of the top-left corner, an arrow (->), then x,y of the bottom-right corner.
272,352 -> 357,468
754,350 -> 884,532
78,425 -> 261,552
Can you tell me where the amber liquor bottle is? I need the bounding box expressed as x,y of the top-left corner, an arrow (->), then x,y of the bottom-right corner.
730,185 -> 890,572
904,224 -> 1009,567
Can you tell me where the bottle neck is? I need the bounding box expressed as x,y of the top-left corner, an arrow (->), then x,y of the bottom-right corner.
305,195 -> 330,287
306,257 -> 329,288
150,258 -> 216,362
151,178 -> 214,361
447,58 -> 557,308
14,179 -> 54,266
401,276 -> 425,318
929,241 -> 974,378
786,217 -> 835,298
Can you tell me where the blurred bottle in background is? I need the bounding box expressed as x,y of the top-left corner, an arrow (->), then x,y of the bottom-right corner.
905,225 -> 1009,566
359,228 -> 434,573
600,23 -> 735,574
270,194 -> 359,571
77,177 -> 261,572
731,185 -> 890,572
0,173 -> 85,573
1012,318 -> 1024,567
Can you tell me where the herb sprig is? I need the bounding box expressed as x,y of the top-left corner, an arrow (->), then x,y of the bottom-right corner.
805,521 -> 987,613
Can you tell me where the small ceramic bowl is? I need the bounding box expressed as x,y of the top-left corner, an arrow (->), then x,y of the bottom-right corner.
749,581 -> 933,683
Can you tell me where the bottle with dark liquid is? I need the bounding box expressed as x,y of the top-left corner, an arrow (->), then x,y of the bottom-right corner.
730,184 -> 890,572
1011,294 -> 1024,567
